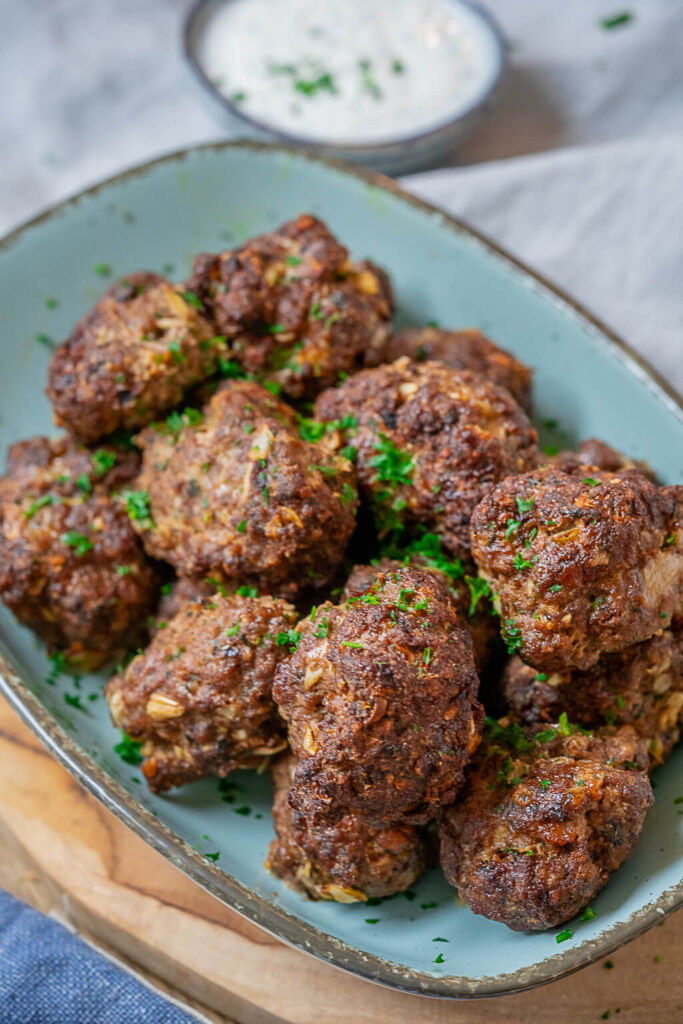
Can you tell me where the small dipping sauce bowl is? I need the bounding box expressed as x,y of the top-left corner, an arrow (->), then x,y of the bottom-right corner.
183,0 -> 507,175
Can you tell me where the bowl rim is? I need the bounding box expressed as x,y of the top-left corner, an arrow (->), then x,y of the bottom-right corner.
0,138 -> 682,1000
181,0 -> 508,153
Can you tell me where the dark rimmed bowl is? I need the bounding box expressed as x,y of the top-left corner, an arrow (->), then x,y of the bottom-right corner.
182,0 -> 508,175
1,141 -> 682,999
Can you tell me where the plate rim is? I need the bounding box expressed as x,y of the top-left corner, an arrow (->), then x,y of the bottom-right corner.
0,138 -> 681,1000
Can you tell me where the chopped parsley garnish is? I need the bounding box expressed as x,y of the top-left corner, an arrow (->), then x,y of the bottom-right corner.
114,732 -> 143,765
535,729 -> 557,744
64,693 -> 85,711
556,929 -> 572,943
365,918 -> 379,925
601,12 -> 633,29
180,289 -> 203,309
339,482 -> 356,506
515,495 -> 534,514
558,711 -> 572,736
276,629 -> 300,653
24,493 -> 56,519
391,58 -> 405,74
584,477 -> 600,487
370,433 -> 414,487
535,672 -> 547,681
94,262 -> 111,276
513,552 -> 532,571
432,936 -> 449,942
115,565 -> 133,576
164,407 -> 202,437
225,623 -> 241,637
294,71 -> 337,96
549,584 -> 562,593
359,59 -> 382,99
61,531 -> 94,557
237,519 -> 247,533
124,490 -> 153,529
505,518 -> 521,540
236,585 -> 258,597
234,805 -> 251,816
218,357 -> 247,379
167,339 -> 186,364
46,651 -> 66,686
433,953 -> 445,964
664,533 -> 676,546
36,332 -> 56,349
541,779 -> 551,789
314,618 -> 329,639
76,474 -> 92,495
231,92 -> 246,103
45,297 -> 58,309
296,415 -> 326,442
342,640 -> 363,649
502,619 -> 523,654
204,851 -> 220,862
267,323 -> 286,334
286,254 -> 303,266
465,576 -> 490,616
91,449 -> 116,476
580,906 -> 596,922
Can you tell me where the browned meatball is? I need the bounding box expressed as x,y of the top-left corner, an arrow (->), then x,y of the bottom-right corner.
502,622 -> 683,766
314,358 -> 537,559
342,553 -> 498,673
546,438 -> 656,481
46,273 -> 222,443
106,591 -> 295,791
374,327 -> 532,413
440,720 -> 653,931
273,566 -> 484,827
470,466 -> 683,672
0,436 -> 158,666
266,754 -> 426,902
129,380 -> 358,600
186,214 -> 393,399
151,573 -> 245,632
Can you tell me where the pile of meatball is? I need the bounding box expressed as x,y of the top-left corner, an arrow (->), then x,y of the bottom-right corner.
2,213 -> 681,934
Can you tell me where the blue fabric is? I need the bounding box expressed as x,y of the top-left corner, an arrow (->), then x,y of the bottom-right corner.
0,889 -> 198,1023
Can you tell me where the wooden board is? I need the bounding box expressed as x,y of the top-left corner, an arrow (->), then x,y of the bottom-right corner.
1,693 -> 682,1024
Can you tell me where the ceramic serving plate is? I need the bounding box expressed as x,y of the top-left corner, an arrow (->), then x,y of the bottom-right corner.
1,142 -> 682,999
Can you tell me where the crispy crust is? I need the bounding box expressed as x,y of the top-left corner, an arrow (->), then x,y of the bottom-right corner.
0,435 -> 158,666
187,214 -> 393,398
315,358 -> 537,559
273,566 -> 484,827
46,273 -> 221,442
440,722 -> 653,931
130,379 -> 358,599
105,592 -> 295,791
471,466 -> 683,671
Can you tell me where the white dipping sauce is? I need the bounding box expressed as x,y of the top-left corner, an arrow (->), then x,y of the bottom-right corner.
197,0 -> 500,145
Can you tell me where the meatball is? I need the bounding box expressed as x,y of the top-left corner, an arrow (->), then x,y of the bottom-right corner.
546,438 -> 656,481
266,754 -> 426,902
342,551 -> 498,673
130,379 -> 358,599
151,574 -> 240,632
273,566 -> 484,827
186,214 -> 393,399
106,591 -> 295,791
0,436 -> 158,666
374,327 -> 532,413
470,466 -> 683,671
440,720 -> 653,931
502,622 -> 683,766
314,358 -> 537,558
46,272 -> 222,443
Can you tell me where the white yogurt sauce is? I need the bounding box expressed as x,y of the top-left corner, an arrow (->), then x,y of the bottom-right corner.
197,0 -> 500,145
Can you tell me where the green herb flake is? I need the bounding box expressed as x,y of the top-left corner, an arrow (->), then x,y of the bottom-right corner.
36,332 -> 56,349
180,289 -> 203,309
342,640 -> 364,649
505,518 -> 521,539
556,928 -> 572,943
204,851 -> 220,862
45,297 -> 58,309
276,629 -> 300,653
433,953 -> 445,964
76,473 -> 92,495
370,433 -> 415,487
465,575 -> 490,617
286,254 -> 303,266
114,732 -> 143,765
584,477 -> 600,487
24,493 -> 56,519
601,12 -> 633,29
237,519 -> 247,533
541,778 -> 551,789
339,482 -> 356,507
549,584 -> 562,593
115,565 -> 133,576
580,906 -> 596,922
515,495 -> 534,514
61,531 -> 94,557
125,490 -> 153,529
94,262 -> 111,276
365,918 -> 380,925
535,672 -> 547,681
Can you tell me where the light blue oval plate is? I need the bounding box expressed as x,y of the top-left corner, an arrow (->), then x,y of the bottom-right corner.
0,142 -> 682,999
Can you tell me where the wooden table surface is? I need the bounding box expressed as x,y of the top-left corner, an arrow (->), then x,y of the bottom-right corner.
1,693 -> 681,1024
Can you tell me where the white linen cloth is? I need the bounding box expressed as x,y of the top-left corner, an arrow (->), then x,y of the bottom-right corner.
1,0 -> 681,389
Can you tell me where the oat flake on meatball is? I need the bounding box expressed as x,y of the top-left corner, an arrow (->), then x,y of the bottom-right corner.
128,379 -> 359,600
273,565 -> 484,828
186,214 -> 393,399
106,591 -> 295,791
471,466 -> 683,672
314,358 -> 537,559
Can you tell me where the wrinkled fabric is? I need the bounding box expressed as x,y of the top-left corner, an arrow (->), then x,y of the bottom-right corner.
0,890 -> 200,1024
